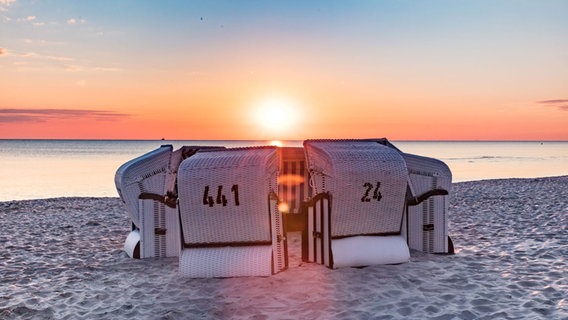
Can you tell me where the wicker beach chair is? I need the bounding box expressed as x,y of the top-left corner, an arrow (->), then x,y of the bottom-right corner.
115,145 -> 222,259
401,152 -> 453,254
177,146 -> 288,278
301,139 -> 411,268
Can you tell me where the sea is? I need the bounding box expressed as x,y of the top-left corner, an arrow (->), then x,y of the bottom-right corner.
1,139 -> 567,202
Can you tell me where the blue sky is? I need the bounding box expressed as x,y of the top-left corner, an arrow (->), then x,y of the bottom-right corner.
1,0 -> 567,139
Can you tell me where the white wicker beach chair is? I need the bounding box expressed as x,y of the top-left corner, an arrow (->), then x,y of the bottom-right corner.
301,139 -> 411,268
177,147 -> 287,278
115,145 -> 222,259
401,152 -> 453,254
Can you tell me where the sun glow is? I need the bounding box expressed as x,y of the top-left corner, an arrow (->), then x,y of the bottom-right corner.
252,97 -> 299,135
269,140 -> 284,147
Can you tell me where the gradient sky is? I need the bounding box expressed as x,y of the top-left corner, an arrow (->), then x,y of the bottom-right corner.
1,0 -> 567,140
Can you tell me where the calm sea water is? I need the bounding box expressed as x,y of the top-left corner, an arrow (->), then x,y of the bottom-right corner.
1,140 -> 566,201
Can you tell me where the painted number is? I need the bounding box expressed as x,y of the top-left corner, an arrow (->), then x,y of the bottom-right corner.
203,184 -> 240,207
231,184 -> 240,206
361,181 -> 382,202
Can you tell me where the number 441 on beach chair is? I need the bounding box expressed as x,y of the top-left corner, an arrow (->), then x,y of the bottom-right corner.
177,147 -> 288,278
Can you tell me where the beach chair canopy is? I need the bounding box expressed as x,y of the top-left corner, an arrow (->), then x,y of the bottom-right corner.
115,145 -> 222,226
115,145 -> 177,227
304,139 -> 409,237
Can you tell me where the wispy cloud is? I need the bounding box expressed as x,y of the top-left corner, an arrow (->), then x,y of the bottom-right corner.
17,15 -> 36,22
7,50 -> 73,61
15,15 -> 51,27
0,108 -> 131,123
4,49 -> 120,72
46,55 -> 72,61
67,17 -> 86,25
538,99 -> 568,104
25,52 -> 72,61
537,99 -> 568,111
64,64 -> 121,72
0,0 -> 16,12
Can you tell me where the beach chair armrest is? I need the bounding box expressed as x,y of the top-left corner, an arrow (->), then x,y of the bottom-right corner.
406,189 -> 448,206
303,192 -> 332,208
139,192 -> 177,208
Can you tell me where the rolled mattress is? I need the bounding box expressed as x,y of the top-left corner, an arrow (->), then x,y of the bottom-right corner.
332,235 -> 410,268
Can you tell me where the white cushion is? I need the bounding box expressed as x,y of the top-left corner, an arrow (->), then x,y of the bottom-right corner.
332,235 -> 410,268
179,245 -> 273,278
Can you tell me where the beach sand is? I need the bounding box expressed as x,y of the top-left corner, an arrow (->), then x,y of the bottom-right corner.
1,176 -> 567,319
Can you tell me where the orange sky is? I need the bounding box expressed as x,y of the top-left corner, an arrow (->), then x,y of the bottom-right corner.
1,1 -> 567,140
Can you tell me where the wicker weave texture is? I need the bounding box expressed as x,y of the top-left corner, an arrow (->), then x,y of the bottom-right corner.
178,147 -> 279,244
139,198 -> 180,258
179,245 -> 273,278
304,140 -> 408,237
402,152 -> 452,253
116,145 -> 216,258
115,145 -> 173,227
331,235 -> 410,268
402,152 -> 452,192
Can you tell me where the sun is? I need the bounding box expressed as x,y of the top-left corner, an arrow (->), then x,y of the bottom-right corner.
252,97 -> 298,135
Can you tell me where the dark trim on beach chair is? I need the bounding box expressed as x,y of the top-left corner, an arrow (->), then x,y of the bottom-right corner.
331,231 -> 402,240
302,192 -> 332,266
139,192 -> 177,208
269,191 -> 289,270
406,189 -> 448,206
183,240 -> 273,249
405,188 -> 453,254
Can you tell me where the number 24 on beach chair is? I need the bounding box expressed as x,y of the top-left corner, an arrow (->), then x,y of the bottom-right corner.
301,139 -> 453,269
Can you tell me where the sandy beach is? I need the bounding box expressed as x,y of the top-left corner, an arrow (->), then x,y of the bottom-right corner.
1,176 -> 567,319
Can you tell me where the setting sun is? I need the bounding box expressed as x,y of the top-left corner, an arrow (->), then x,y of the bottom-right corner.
252,97 -> 299,135
269,140 -> 284,147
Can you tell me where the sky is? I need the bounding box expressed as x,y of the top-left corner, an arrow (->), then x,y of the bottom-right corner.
1,0 -> 567,141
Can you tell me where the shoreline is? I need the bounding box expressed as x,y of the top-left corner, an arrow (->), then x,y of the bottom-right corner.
1,176 -> 567,319
1,175 -> 566,204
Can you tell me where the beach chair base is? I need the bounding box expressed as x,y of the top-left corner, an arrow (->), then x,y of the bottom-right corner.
179,245 -> 274,278
332,235 -> 410,268
302,193 -> 410,268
